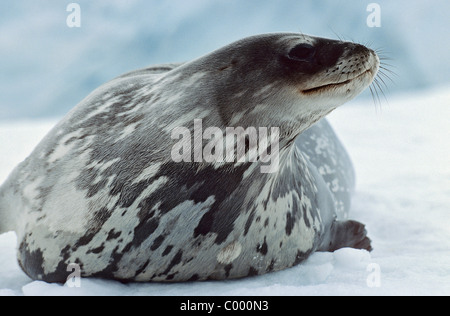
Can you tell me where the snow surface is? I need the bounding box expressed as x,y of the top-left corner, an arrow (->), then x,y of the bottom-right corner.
0,86 -> 449,296
1,0 -> 450,119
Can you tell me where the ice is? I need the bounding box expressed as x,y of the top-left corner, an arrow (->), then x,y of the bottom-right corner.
1,86 -> 449,296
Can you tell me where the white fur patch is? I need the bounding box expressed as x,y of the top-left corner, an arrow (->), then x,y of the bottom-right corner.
217,241 -> 242,264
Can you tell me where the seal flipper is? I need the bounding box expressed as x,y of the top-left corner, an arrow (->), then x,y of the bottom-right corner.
318,220 -> 372,252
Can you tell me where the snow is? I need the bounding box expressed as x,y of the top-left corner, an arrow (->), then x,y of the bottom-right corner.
1,86 -> 449,296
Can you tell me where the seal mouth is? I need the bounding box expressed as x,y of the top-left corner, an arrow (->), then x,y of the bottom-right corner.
301,68 -> 373,94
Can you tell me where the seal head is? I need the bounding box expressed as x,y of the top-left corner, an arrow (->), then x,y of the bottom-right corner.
0,33 -> 378,282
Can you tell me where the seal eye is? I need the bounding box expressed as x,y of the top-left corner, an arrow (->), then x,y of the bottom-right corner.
288,44 -> 316,62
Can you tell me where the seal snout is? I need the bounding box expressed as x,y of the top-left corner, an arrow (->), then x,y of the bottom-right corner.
339,43 -> 379,76
297,40 -> 378,96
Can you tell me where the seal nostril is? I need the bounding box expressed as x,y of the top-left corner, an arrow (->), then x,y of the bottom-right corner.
288,44 -> 316,62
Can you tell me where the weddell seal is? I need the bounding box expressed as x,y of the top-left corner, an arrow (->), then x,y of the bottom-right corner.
0,33 -> 379,282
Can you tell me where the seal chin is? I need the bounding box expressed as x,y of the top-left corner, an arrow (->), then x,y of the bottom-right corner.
301,67 -> 375,95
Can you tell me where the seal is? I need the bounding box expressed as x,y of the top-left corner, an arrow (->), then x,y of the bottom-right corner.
0,33 -> 379,282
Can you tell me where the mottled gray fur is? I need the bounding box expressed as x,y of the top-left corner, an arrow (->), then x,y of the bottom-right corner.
0,33 -> 378,282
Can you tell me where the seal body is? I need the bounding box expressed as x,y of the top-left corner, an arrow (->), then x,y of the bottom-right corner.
0,33 -> 378,282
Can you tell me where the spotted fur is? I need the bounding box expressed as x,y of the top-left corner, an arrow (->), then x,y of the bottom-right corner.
0,33 -> 378,282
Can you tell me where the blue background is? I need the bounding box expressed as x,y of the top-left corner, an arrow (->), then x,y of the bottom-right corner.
1,0 -> 449,119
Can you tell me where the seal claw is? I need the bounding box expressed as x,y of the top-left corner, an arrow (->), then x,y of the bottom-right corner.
320,220 -> 373,252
